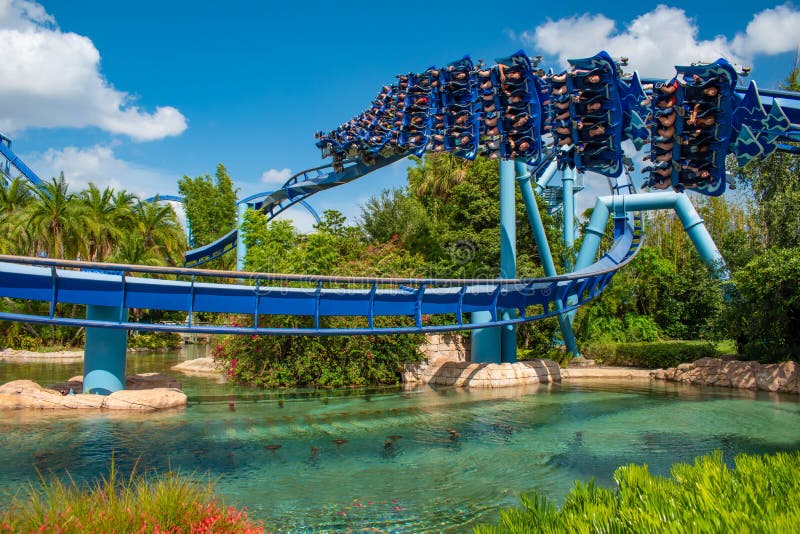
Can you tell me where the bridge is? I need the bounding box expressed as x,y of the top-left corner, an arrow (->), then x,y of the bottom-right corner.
0,50 -> 798,394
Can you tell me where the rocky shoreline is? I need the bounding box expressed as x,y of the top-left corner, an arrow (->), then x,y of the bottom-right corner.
0,373 -> 187,411
651,357 -> 799,394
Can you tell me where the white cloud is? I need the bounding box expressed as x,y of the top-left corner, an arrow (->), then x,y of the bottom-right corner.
28,144 -> 180,198
260,167 -> 292,185
521,4 -> 800,78
732,4 -> 800,56
0,0 -> 186,141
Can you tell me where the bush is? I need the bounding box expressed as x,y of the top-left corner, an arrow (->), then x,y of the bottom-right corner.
476,450 -> 800,533
725,247 -> 800,362
0,462 -> 262,533
128,331 -> 183,351
584,340 -> 717,368
214,316 -> 425,388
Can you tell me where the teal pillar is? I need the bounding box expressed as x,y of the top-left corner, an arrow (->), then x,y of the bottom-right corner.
236,202 -> 247,271
562,168 -> 575,270
500,159 -> 517,363
575,192 -> 729,281
516,161 -> 580,356
471,159 -> 517,363
83,305 -> 128,395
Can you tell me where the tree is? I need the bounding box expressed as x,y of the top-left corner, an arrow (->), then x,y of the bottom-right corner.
178,164 -> 238,248
726,247 -> 800,361
0,177 -> 33,255
781,47 -> 800,91
80,183 -> 126,261
27,174 -> 89,259
130,199 -> 186,266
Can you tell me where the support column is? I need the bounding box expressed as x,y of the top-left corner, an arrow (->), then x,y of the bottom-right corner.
236,202 -> 248,271
471,159 -> 517,363
562,168 -> 575,270
500,159 -> 517,363
516,161 -> 579,356
83,305 -> 128,395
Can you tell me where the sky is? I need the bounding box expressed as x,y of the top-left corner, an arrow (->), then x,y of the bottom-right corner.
1,0 -> 799,232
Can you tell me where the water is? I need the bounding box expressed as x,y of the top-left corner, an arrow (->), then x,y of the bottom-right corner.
2,347 -> 800,532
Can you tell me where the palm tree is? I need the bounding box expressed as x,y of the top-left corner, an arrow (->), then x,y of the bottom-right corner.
130,199 -> 186,266
0,177 -> 33,255
80,183 -> 125,261
407,153 -> 472,201
27,173 -> 89,259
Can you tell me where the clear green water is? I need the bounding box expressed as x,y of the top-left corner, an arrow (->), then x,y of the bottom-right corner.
2,347 -> 800,532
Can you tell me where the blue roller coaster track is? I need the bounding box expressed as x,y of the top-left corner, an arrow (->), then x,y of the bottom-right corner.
1,50 -> 799,341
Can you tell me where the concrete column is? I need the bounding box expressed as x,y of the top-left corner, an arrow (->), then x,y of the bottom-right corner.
83,305 -> 128,394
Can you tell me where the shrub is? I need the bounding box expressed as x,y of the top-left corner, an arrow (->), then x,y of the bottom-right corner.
725,247 -> 800,362
476,450 -> 800,533
584,340 -> 717,368
128,331 -> 184,351
214,316 -> 425,388
0,462 -> 262,533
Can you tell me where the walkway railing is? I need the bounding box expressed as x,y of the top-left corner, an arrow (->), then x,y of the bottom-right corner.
0,213 -> 641,336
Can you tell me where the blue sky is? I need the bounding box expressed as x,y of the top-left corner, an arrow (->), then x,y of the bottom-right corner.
2,0 -> 799,231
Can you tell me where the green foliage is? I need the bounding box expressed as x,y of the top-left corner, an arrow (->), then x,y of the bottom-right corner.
214,319 -> 424,388
0,460 -> 263,533
583,340 -> 717,368
359,188 -> 443,258
127,332 -> 183,351
476,450 -> 800,533
178,164 -> 238,269
725,247 -> 800,361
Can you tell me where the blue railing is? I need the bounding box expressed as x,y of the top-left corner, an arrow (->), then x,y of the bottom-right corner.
0,211 -> 641,335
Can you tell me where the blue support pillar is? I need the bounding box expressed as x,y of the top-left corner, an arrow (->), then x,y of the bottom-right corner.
471,159 -> 517,363
575,192 -> 729,281
500,159 -> 517,363
562,168 -> 575,270
516,161 -> 580,356
83,306 -> 128,395
236,202 -> 247,271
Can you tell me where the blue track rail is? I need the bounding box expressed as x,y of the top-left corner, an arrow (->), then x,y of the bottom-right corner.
182,153 -> 409,267
0,133 -> 44,186
0,208 -> 641,335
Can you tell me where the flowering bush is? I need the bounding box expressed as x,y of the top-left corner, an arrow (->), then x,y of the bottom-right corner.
0,463 -> 262,533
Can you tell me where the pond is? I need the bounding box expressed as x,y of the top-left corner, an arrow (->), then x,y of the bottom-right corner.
2,346 -> 799,532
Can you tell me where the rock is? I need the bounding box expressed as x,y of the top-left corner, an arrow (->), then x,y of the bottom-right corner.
171,357 -> 221,376
653,358 -> 799,395
0,375 -> 187,411
103,388 -> 186,410
0,349 -> 84,362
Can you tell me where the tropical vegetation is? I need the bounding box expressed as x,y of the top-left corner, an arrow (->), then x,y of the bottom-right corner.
0,173 -> 186,349
0,461 -> 262,533
476,450 -> 800,533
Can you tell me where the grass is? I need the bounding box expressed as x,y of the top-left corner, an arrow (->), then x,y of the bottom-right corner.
476,450 -> 800,533
0,460 -> 262,533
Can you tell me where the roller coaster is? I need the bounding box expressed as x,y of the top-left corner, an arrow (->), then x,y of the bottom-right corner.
1,50 -> 799,393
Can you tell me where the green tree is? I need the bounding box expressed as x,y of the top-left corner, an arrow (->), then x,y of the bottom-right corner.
726,247 -> 800,361
178,163 -> 238,246
359,188 -> 443,258
130,199 -> 186,266
0,177 -> 33,255
27,174 -> 89,259
80,183 -> 126,261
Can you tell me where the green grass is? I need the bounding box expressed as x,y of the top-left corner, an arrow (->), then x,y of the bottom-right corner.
0,460 -> 262,533
476,450 -> 800,533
